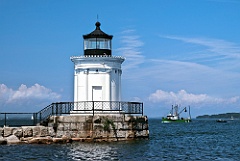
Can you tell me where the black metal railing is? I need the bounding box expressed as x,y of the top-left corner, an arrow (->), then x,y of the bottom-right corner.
0,101 -> 143,127
0,113 -> 37,127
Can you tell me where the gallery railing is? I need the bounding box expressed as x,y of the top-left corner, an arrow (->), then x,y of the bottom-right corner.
0,113 -> 37,127
0,101 -> 143,127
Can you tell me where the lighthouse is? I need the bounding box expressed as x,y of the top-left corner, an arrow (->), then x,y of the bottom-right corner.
0,21 -> 148,142
70,22 -> 125,112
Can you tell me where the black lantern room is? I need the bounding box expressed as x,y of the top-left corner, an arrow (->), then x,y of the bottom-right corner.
83,21 -> 113,56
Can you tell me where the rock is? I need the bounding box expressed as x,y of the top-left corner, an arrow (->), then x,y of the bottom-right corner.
13,128 -> 23,138
127,131 -> 135,138
20,137 -> 33,142
48,127 -> 56,137
52,136 -> 72,144
22,127 -> 33,137
62,135 -> 72,143
32,126 -> 40,136
40,126 -> 48,136
6,135 -> 21,144
52,138 -> 65,143
71,138 -> 82,141
0,128 -> 3,137
32,126 -> 48,137
53,138 -> 68,144
28,136 -> 53,144
0,136 -> 7,145
3,127 -> 12,137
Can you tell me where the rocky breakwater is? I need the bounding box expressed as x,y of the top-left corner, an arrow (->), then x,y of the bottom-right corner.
0,114 -> 149,144
0,126 -> 71,145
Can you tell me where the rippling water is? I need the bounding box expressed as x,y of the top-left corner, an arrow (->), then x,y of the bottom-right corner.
1,119 -> 240,160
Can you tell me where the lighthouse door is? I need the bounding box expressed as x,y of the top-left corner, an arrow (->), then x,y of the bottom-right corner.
92,86 -> 102,101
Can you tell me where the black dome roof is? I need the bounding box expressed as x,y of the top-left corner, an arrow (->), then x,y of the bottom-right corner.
83,21 -> 113,39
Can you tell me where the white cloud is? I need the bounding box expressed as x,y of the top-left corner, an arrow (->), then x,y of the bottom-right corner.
0,84 -> 61,111
117,35 -> 240,117
165,36 -> 240,57
161,35 -> 240,71
117,33 -> 240,116
116,29 -> 145,70
148,89 -> 239,106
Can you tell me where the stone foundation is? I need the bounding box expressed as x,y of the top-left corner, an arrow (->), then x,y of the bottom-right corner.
0,114 -> 149,144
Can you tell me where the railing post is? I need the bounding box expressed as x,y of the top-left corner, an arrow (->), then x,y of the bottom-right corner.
60,103 -> 62,115
52,103 -> 54,115
39,112 -> 42,123
119,102 -> 121,112
67,102 -> 70,113
56,103 -> 59,116
59,103 -> 61,115
4,113 -> 7,126
92,101 -> 94,116
57,103 -> 59,115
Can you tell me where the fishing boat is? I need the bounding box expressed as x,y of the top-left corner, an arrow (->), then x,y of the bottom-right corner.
216,119 -> 227,123
162,105 -> 191,123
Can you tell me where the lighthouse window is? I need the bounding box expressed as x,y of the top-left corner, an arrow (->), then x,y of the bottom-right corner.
115,70 -> 117,73
84,38 -> 111,50
97,39 -> 111,49
84,38 -> 96,49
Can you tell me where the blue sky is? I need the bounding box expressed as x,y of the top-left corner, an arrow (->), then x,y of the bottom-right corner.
1,0 -> 240,118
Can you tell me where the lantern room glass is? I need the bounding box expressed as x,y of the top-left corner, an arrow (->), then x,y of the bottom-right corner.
84,38 -> 111,50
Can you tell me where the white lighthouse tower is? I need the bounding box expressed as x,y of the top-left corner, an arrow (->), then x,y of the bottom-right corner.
70,22 -> 125,112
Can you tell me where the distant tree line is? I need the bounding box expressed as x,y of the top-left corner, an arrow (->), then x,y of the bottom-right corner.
196,113 -> 240,119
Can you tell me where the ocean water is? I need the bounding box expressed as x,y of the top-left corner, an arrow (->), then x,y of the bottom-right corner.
1,119 -> 240,161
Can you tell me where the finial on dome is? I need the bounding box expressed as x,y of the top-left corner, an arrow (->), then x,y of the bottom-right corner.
95,21 -> 101,29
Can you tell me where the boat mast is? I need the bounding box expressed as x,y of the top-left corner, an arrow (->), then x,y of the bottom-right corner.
188,106 -> 191,120
174,105 -> 179,118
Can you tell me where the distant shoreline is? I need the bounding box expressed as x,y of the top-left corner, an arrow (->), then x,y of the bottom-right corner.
196,112 -> 240,119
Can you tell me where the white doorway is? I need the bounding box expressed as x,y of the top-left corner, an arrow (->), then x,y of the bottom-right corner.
92,86 -> 102,101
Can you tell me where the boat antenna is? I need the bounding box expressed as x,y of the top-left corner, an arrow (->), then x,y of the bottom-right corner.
189,106 -> 192,120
